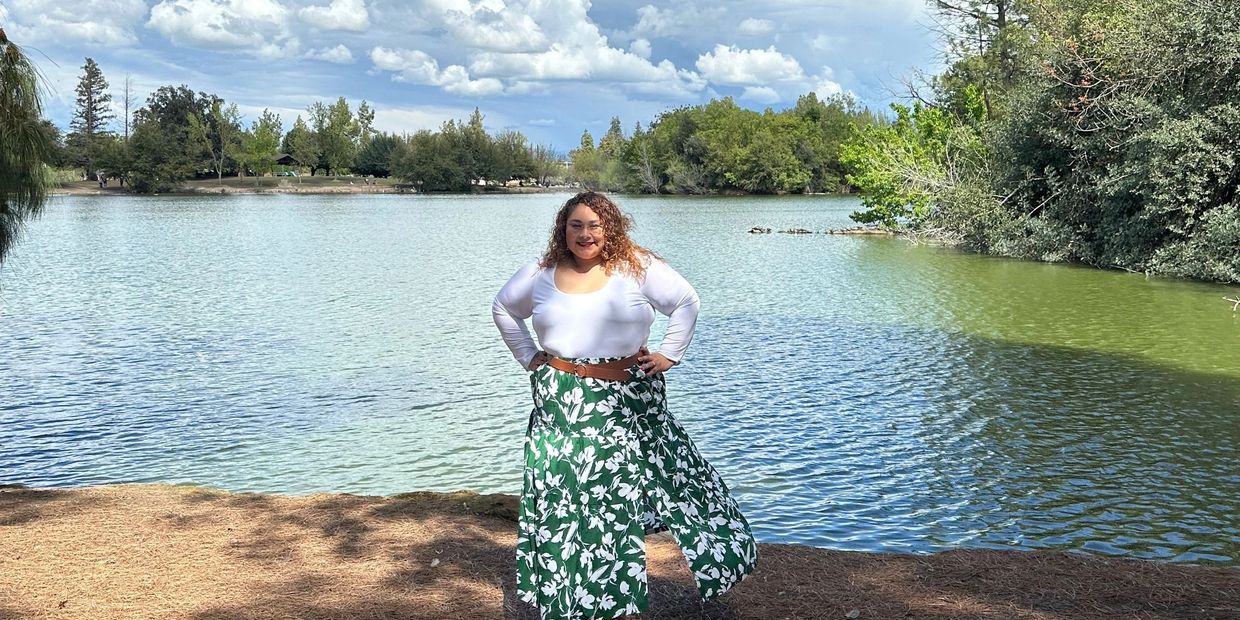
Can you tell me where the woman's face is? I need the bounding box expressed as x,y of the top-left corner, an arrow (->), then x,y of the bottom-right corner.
565,203 -> 605,265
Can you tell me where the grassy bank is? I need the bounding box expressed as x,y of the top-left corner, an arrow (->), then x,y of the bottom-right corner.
1,484 -> 1235,619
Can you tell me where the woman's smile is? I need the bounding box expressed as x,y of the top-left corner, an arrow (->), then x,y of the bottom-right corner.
566,204 -> 605,265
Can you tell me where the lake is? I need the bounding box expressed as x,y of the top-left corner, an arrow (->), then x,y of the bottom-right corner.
1,193 -> 1237,565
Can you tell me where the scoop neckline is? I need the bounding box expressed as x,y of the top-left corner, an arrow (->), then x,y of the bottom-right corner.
549,264 -> 612,295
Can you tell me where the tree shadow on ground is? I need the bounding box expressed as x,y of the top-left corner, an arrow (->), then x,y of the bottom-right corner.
181,488 -> 520,618
172,487 -> 746,619
2,485 -> 1237,619
0,486 -> 99,527
721,544 -> 1240,619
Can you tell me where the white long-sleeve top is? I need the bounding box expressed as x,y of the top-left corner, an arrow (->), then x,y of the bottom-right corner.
492,257 -> 700,369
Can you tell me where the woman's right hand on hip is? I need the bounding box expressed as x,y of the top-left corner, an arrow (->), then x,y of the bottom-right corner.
528,351 -> 550,370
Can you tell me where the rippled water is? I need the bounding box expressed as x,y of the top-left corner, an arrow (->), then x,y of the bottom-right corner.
2,193 -> 1238,565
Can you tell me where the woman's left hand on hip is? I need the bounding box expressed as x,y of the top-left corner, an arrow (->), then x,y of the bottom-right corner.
638,346 -> 676,375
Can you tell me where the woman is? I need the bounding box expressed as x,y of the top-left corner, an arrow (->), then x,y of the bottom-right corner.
493,191 -> 757,619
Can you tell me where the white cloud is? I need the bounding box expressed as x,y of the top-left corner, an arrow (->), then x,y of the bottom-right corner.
441,4 -> 547,52
620,2 -> 723,42
528,118 -> 556,127
361,0 -> 708,98
629,38 -> 651,60
299,0 -> 370,32
738,18 -> 774,36
470,46 -> 704,97
148,0 -> 295,52
695,44 -> 803,86
371,47 -> 439,83
740,86 -> 780,104
306,44 -> 355,64
370,46 -> 504,96
372,104 -> 511,134
504,81 -> 547,96
808,33 -> 833,51
629,4 -> 679,39
3,0 -> 149,47
373,107 -> 460,133
439,65 -> 505,95
625,68 -> 706,99
813,76 -> 844,98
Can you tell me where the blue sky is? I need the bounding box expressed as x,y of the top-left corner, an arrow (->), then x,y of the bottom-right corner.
1,0 -> 942,152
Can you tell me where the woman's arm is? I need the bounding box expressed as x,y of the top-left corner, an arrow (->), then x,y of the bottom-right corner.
640,258 -> 700,369
492,261 -> 542,369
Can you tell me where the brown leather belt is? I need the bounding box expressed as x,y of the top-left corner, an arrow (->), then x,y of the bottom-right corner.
546,353 -> 642,382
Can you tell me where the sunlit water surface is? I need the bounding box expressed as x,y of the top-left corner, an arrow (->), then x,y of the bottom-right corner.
2,194 -> 1237,565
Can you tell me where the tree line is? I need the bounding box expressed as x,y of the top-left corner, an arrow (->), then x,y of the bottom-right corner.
568,94 -> 881,194
842,0 -> 1240,283
40,58 -> 564,193
48,57 -> 887,197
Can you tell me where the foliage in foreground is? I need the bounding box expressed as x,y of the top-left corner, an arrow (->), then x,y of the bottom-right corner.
842,0 -> 1240,283
0,28 -> 52,265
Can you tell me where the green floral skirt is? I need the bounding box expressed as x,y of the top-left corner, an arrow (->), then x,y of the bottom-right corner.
516,357 -> 757,619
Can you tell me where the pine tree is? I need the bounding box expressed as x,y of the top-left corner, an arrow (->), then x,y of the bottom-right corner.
67,57 -> 114,177
598,117 -> 625,158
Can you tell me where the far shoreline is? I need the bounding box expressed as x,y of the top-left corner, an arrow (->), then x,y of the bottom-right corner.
50,179 -> 859,199
51,180 -> 574,197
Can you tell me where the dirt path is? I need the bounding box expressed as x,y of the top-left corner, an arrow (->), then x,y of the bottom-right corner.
1,485 -> 1235,619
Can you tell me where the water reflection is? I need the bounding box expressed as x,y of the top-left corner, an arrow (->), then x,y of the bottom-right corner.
1,194 -> 1237,566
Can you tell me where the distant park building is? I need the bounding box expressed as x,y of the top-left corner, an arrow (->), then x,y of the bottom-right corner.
274,154 -> 299,167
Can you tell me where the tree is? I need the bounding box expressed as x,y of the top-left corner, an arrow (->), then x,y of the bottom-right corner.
34,119 -> 68,169
281,115 -> 318,180
492,130 -> 534,183
596,117 -> 627,190
306,101 -> 329,175
840,102 -> 983,228
67,57 -> 114,178
129,85 -> 210,192
392,129 -> 468,191
981,0 -> 1240,279
463,107 -> 493,183
356,100 -> 375,145
0,27 -> 54,265
531,144 -> 560,187
353,132 -> 400,177
94,134 -> 134,188
928,0 -> 1033,119
623,126 -> 662,194
120,74 -> 135,140
188,99 -> 241,182
598,117 -> 626,159
309,97 -> 359,175
569,129 -> 600,189
238,108 -> 281,183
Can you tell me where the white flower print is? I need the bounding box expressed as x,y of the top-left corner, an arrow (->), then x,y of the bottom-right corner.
516,356 -> 756,618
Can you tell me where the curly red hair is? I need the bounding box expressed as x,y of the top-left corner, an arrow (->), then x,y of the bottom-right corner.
540,191 -> 657,277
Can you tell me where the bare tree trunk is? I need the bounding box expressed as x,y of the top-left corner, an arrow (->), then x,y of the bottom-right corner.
632,142 -> 661,194
122,75 -> 134,141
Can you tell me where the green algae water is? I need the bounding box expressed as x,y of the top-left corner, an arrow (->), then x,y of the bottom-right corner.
2,193 -> 1237,565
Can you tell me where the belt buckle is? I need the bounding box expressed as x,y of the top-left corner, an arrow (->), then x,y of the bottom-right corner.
573,363 -> 587,378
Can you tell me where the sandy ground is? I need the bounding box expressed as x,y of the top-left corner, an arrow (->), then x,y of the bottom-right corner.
1,485 -> 1236,620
